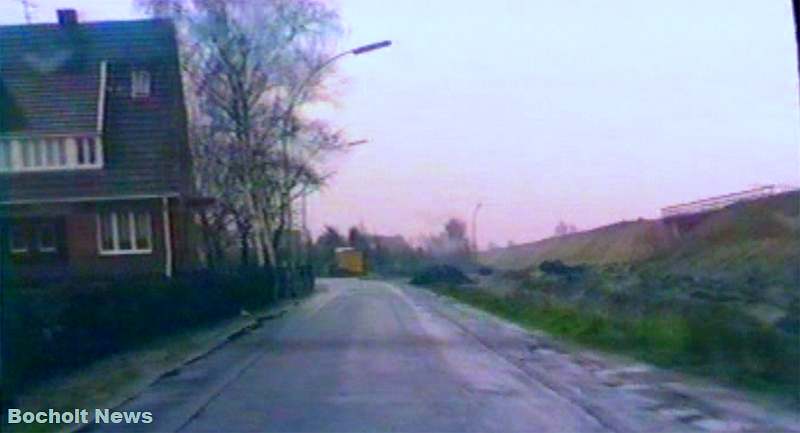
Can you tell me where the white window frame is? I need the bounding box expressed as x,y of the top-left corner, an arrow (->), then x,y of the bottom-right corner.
97,210 -> 154,255
36,223 -> 57,253
131,70 -> 151,98
0,136 -> 103,173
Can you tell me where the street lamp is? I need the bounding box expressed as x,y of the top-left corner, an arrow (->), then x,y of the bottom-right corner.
287,41 -> 392,109
346,139 -> 369,147
280,40 -> 391,285
352,40 -> 392,55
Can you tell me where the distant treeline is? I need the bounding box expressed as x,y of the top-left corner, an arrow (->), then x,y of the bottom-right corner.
312,217 -> 476,276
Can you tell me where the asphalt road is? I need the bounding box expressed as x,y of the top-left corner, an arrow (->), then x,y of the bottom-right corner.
91,279 -> 799,433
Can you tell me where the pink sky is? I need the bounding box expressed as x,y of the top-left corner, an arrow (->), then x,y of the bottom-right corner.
2,1 -> 798,248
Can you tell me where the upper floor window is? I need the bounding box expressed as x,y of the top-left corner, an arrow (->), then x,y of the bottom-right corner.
0,136 -> 103,173
131,70 -> 151,98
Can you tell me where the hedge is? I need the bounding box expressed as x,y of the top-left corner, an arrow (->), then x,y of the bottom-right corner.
1,267 -> 312,406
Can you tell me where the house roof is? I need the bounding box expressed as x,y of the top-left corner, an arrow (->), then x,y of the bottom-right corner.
0,17 -> 193,203
0,18 -> 177,135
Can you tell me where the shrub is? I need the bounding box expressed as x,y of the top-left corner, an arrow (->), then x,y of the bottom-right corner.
477,266 -> 494,276
1,268 -> 297,405
410,265 -> 473,286
539,260 -> 587,281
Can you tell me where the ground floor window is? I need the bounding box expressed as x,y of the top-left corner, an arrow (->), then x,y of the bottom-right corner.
10,225 -> 28,253
7,221 -> 58,255
97,210 -> 153,254
36,224 -> 56,253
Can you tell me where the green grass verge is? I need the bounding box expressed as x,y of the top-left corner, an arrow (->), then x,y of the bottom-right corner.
429,285 -> 800,402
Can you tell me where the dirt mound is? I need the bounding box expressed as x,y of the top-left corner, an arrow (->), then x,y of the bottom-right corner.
481,191 -> 799,280
481,219 -> 675,269
411,265 -> 473,286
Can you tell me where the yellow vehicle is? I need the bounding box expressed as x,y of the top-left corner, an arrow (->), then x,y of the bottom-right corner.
334,247 -> 365,276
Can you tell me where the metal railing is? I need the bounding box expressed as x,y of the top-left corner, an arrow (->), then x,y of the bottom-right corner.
661,185 -> 792,218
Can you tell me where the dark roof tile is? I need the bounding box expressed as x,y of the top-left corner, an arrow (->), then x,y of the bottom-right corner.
0,18 -> 191,202
0,19 -> 178,135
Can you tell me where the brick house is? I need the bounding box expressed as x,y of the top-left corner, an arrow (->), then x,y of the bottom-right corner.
0,10 -> 197,281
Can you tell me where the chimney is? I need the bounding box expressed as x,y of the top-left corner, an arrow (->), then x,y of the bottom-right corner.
57,9 -> 78,26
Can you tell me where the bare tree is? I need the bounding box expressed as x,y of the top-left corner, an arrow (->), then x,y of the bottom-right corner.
445,218 -> 468,241
137,0 -> 347,271
554,220 -> 577,237
18,0 -> 36,23
423,218 -> 471,265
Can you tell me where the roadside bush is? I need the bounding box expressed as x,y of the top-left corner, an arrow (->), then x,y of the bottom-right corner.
680,305 -> 800,386
1,267 -> 298,405
477,266 -> 494,276
538,260 -> 587,281
410,265 -> 473,286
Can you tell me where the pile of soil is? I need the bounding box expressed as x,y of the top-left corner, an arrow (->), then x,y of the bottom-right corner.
411,265 -> 474,286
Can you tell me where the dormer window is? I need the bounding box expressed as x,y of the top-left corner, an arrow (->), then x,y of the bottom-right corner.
131,70 -> 151,98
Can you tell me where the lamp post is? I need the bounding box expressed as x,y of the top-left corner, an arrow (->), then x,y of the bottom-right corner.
280,41 -> 390,287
